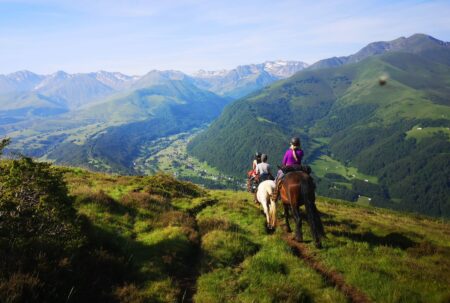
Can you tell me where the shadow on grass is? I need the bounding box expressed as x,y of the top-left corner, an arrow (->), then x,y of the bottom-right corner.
330,230 -> 417,249
83,216 -> 197,282
324,218 -> 358,230
187,198 -> 219,216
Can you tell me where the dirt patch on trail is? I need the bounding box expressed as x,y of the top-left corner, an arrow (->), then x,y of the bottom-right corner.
178,198 -> 219,303
282,235 -> 372,303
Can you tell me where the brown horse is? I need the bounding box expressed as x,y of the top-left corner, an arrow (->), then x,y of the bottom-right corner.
272,171 -> 325,248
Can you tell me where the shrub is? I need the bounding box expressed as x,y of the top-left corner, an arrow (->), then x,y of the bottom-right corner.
0,156 -> 85,302
0,272 -> 41,303
114,283 -> 145,303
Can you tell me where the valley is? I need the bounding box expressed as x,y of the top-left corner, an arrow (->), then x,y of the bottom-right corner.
133,127 -> 243,189
1,34 -> 449,218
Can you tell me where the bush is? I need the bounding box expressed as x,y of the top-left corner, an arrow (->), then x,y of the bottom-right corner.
0,156 -> 85,302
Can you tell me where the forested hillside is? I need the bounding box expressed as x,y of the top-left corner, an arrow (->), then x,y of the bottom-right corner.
188,34 -> 450,217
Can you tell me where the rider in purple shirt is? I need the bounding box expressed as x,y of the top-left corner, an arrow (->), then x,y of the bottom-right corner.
282,146 -> 303,166
276,137 -> 303,182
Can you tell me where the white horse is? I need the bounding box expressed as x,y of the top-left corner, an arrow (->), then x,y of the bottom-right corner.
256,180 -> 277,231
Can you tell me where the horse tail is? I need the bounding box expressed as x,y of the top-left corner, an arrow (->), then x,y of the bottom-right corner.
268,182 -> 277,228
301,176 -> 325,242
262,181 -> 276,228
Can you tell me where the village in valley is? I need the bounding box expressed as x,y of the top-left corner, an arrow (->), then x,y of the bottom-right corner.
133,127 -> 243,189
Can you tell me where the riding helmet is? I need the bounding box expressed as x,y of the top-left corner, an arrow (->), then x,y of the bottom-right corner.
255,152 -> 262,159
290,137 -> 301,147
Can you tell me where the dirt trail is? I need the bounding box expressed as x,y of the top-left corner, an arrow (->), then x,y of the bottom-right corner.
252,198 -> 371,303
282,233 -> 372,303
178,198 -> 219,303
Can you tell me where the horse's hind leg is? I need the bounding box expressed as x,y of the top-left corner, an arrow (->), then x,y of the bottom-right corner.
291,205 -> 303,242
283,204 -> 292,233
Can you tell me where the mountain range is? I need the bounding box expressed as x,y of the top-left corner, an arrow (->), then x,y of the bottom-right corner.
0,60 -> 308,174
1,33 -> 449,217
193,60 -> 308,98
188,33 -> 450,217
0,60 -> 307,113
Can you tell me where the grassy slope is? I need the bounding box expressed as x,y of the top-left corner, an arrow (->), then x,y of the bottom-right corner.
62,169 -> 450,303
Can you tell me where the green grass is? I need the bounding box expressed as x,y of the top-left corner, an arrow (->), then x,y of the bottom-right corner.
356,195 -> 371,206
61,168 -> 206,301
316,197 -> 450,302
59,168 -> 450,302
406,125 -> 450,143
256,116 -> 277,124
311,155 -> 378,184
194,190 -> 347,303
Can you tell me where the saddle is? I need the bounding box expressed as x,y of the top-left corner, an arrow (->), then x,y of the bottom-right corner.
278,164 -> 312,175
275,164 -> 315,194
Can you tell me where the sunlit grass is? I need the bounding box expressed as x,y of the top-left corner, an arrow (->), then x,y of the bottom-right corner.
311,154 -> 378,184
59,168 -> 450,302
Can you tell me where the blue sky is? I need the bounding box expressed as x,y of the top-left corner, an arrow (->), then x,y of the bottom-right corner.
1,0 -> 449,75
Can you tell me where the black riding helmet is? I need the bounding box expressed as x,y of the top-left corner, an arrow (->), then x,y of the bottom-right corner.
290,137 -> 301,147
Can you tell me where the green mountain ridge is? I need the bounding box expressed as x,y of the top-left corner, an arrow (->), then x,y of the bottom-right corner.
309,33 -> 450,70
188,35 -> 450,217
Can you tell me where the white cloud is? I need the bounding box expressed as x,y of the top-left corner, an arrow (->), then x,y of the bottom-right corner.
0,0 -> 449,74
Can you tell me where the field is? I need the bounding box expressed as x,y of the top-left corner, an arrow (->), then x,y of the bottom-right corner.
133,128 -> 243,189
405,126 -> 450,143
310,155 -> 378,184
61,169 -> 450,302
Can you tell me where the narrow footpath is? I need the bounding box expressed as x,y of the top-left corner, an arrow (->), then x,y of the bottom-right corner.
253,200 -> 372,303
178,198 -> 219,303
282,234 -> 372,303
